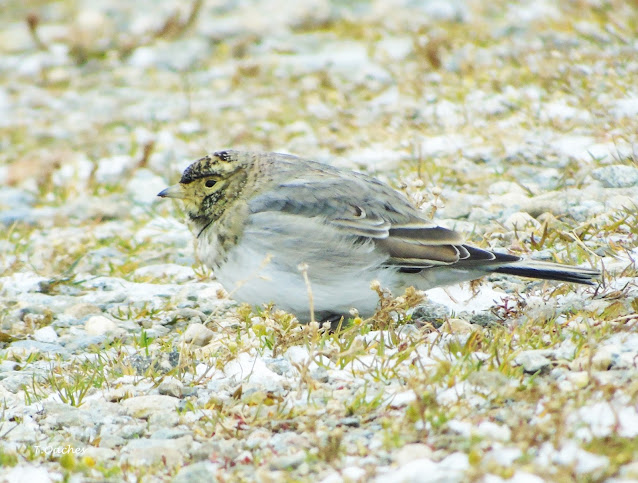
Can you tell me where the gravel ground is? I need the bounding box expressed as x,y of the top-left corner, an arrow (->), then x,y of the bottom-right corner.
1,0 -> 637,482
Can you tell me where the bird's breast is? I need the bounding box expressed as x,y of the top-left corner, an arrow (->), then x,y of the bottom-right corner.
194,207 -> 247,270
196,228 -> 225,270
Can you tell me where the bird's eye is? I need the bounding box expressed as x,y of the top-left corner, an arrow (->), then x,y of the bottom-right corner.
205,179 -> 217,188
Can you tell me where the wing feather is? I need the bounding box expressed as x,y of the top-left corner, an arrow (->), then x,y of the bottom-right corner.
246,162 -> 522,272
388,226 -> 464,244
378,238 -> 460,266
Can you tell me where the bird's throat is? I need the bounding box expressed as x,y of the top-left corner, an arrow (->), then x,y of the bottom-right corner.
188,171 -> 248,239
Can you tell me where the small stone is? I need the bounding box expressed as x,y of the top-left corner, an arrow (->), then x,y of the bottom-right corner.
121,436 -> 191,467
569,356 -> 587,371
447,420 -> 472,437
619,461 -> 638,479
591,165 -> 638,188
488,181 -> 527,196
476,421 -> 511,442
395,443 -> 433,465
158,378 -> 184,398
342,466 -> 366,481
63,335 -> 106,352
614,351 -> 638,370
4,465 -> 53,483
245,429 -> 271,450
7,340 -> 66,358
592,345 -> 617,370
376,452 -> 468,483
310,366 -> 329,382
98,434 -> 127,449
64,303 -> 102,319
183,323 -> 214,346
503,211 -> 541,231
551,341 -> 578,361
148,411 -> 180,430
320,471 -> 342,483
43,402 -> 95,429
0,360 -> 18,372
189,440 -> 238,463
33,326 -> 58,343
121,395 -> 180,419
565,371 -> 589,389
85,315 -> 118,335
514,351 -> 551,374
1,373 -> 38,394
173,461 -> 221,483
159,307 -> 207,325
441,318 -> 474,334
151,427 -> 191,440
484,446 -> 522,467
411,302 -> 451,323
397,323 -> 420,339
265,357 -> 293,376
114,421 -> 147,440
388,391 -> 417,408
469,312 -> 501,327
591,370 -> 633,387
467,371 -> 512,394
4,419 -> 38,444
339,416 -> 360,428
270,451 -> 306,470
83,447 -> 117,461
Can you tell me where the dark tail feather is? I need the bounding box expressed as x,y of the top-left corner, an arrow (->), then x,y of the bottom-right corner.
492,261 -> 600,285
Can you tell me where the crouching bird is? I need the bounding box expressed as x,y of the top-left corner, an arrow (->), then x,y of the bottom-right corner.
159,150 -> 600,322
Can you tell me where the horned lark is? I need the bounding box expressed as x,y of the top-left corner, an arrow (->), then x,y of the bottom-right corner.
159,150 -> 600,322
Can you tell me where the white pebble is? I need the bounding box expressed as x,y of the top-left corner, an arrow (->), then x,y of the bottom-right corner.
182,323 -> 214,347
4,466 -> 53,483
504,211 -> 541,231
85,315 -> 118,335
342,466 -> 366,481
477,421 -> 512,442
33,326 -> 58,343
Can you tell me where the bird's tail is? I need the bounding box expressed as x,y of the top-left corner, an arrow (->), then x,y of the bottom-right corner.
491,260 -> 600,285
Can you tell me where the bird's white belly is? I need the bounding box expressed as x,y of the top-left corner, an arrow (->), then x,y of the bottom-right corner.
210,242 -> 396,321
196,213 -> 405,321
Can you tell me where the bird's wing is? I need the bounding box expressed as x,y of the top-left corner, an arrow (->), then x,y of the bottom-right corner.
247,168 -> 516,268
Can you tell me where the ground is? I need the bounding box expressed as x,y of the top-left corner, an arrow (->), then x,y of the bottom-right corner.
1,0 -> 637,482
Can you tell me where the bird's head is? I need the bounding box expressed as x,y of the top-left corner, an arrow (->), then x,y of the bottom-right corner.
158,150 -> 250,231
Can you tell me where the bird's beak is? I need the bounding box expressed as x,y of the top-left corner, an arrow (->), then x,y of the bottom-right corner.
157,184 -> 186,199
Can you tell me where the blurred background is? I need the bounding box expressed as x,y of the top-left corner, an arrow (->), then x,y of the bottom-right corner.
2,0 -> 636,198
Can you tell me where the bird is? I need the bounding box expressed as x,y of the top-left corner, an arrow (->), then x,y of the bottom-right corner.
158,150 -> 600,323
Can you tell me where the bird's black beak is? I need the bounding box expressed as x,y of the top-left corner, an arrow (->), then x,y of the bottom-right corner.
157,184 -> 186,199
